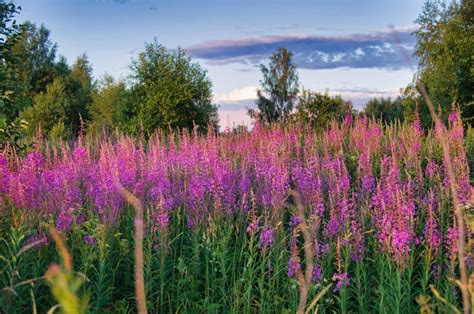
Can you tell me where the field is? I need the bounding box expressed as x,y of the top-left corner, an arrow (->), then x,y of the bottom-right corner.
0,114 -> 473,313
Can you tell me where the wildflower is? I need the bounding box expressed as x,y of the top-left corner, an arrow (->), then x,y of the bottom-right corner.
259,227 -> 274,249
24,233 -> 48,249
83,235 -> 97,245
56,209 -> 73,231
432,264 -> 441,280
72,146 -> 88,163
448,111 -> 459,124
289,215 -> 302,228
332,272 -> 349,292
391,228 -> 412,263
445,227 -> 458,260
311,264 -> 323,283
425,161 -> 438,178
246,221 -> 258,235
153,208 -> 170,230
75,214 -> 86,225
413,115 -> 423,135
25,151 -> 45,169
424,217 -> 441,251
319,243 -> 330,255
466,255 -> 474,269
343,113 -> 353,126
287,257 -> 301,278
361,175 -> 375,192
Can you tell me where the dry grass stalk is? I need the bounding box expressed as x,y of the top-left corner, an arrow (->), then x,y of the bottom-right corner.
289,189 -> 331,314
114,179 -> 148,314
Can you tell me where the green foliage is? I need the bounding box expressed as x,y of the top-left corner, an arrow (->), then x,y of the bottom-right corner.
0,1 -> 21,50
19,55 -> 93,139
64,54 -> 93,134
249,48 -> 299,124
294,90 -> 352,127
414,0 -> 474,126
0,0 -> 21,121
0,17 -> 93,140
362,97 -> 404,124
9,21 -> 58,111
21,76 -> 69,138
0,116 -> 29,152
125,39 -> 218,134
88,74 -> 127,135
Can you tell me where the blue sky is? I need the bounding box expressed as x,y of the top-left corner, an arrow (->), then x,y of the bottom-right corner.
16,0 -> 425,128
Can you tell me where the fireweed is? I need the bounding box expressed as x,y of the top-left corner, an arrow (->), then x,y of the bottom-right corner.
0,111 -> 472,312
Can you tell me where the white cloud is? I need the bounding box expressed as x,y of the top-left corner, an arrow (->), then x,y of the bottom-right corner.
213,85 -> 258,102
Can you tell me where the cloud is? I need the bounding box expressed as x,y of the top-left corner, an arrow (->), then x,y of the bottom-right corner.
213,86 -> 259,103
186,28 -> 417,70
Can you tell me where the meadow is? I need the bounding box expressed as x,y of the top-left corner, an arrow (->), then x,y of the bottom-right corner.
0,112 -> 473,313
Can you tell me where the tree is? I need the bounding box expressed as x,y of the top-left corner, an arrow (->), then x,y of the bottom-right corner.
11,22 -> 58,99
88,74 -> 127,134
248,48 -> 299,124
21,76 -> 68,138
126,39 -> 218,133
0,21 -> 59,120
0,0 -> 21,121
0,1 -> 20,51
65,54 -> 93,133
414,0 -> 473,125
294,90 -> 352,128
362,97 -> 404,124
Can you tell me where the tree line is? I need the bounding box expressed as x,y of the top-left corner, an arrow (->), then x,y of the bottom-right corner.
0,0 -> 472,148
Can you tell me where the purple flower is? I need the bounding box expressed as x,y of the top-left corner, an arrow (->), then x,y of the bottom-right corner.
289,215 -> 302,228
466,255 -> 474,269
56,210 -> 73,231
361,175 -> 375,192
25,151 -> 45,169
343,113 -> 353,126
391,228 -> 412,262
424,217 -> 441,250
425,161 -> 438,178
319,243 -> 331,255
24,233 -> 48,249
312,264 -> 323,283
332,272 -> 350,292
75,214 -> 87,225
83,235 -> 97,245
72,146 -> 88,163
259,227 -> 274,249
448,111 -> 459,123
445,227 -> 459,259
413,116 -> 423,135
246,222 -> 258,235
154,210 -> 170,229
287,257 -> 301,278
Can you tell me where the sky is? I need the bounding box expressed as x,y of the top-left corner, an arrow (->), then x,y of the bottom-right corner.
15,0 -> 425,128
